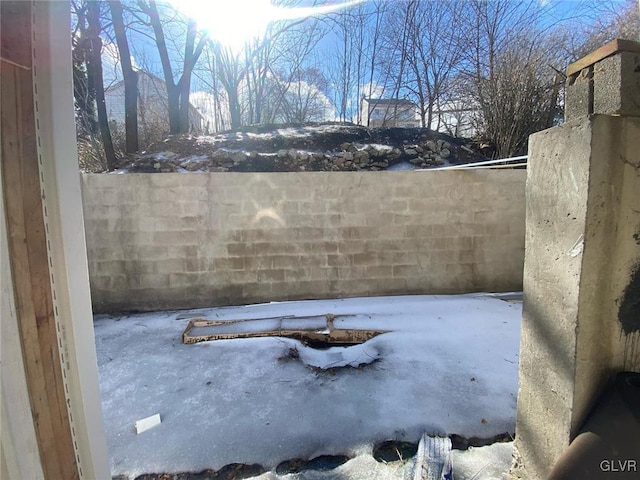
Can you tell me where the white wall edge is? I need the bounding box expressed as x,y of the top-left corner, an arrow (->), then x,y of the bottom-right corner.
31,1 -> 110,478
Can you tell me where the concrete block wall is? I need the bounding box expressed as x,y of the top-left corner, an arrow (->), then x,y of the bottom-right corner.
81,171 -> 525,312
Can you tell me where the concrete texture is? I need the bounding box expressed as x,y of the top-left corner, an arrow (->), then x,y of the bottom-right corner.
512,115 -> 640,480
593,51 -> 640,117
81,170 -> 526,313
565,41 -> 640,121
565,66 -> 593,121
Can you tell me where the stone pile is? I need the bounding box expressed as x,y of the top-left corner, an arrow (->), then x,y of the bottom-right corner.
116,124 -> 486,173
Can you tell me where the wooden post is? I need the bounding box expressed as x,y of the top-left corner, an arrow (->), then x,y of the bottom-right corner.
1,2 -> 79,478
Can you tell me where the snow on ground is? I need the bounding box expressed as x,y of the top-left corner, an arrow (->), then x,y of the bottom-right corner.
94,294 -> 521,479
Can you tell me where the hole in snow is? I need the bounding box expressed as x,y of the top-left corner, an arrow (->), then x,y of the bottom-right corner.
275,455 -> 351,474
277,340 -> 383,370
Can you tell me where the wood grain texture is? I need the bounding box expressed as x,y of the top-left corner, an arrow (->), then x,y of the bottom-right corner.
1,2 -> 79,479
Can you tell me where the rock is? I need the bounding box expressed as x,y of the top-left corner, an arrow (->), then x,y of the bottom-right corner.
389,148 -> 402,160
212,149 -> 229,159
404,148 -> 418,157
231,151 -> 247,163
119,124 -> 488,173
180,159 -> 208,171
354,150 -> 369,163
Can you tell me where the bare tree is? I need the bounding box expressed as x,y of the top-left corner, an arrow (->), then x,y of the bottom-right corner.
460,0 -> 564,157
109,0 -> 138,153
564,0 -> 640,59
87,0 -> 117,169
71,0 -> 97,136
137,0 -> 207,134
389,0 -> 465,128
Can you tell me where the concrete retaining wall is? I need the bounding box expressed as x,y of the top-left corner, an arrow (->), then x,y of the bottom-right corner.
81,171 -> 526,313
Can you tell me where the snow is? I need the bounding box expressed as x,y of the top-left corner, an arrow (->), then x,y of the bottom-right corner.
355,143 -> 394,152
179,154 -> 209,164
95,293 -> 521,479
386,161 -> 419,171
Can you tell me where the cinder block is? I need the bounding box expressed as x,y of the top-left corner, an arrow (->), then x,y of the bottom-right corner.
352,252 -> 380,266
167,245 -> 199,258
136,246 -> 169,260
309,267 -> 339,281
155,258 -> 187,274
123,260 -> 156,275
336,266 -> 366,280
482,223 -> 510,236
129,273 -> 170,289
216,270 -> 257,284
593,51 -> 640,116
226,242 -> 255,256
392,265 -> 418,278
284,187 -> 313,201
327,254 -> 352,267
145,202 -> 183,217
168,272 -> 198,288
291,227 -> 325,241
257,269 -> 286,282
270,255 -> 301,269
213,257 -> 245,271
152,231 -> 198,246
378,224 -> 406,239
284,268 -> 311,282
365,266 -> 393,278
565,67 -> 594,121
379,277 -> 407,292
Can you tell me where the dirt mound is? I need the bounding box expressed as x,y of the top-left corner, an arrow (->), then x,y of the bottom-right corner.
115,123 -> 487,173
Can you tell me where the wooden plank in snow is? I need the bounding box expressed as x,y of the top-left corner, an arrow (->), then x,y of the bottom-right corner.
182,314 -> 388,346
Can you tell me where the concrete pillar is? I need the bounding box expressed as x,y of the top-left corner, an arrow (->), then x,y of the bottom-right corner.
512,41 -> 640,479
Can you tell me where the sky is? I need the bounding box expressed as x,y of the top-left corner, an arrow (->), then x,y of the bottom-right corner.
99,0 -> 630,125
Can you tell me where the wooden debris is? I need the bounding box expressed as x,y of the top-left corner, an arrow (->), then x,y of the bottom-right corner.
182,314 -> 388,346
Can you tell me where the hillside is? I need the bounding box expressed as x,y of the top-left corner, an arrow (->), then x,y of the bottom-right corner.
113,123 -> 488,173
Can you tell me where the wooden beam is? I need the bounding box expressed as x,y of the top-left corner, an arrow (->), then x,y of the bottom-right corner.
182,314 -> 388,346
1,2 -> 79,479
566,38 -> 640,77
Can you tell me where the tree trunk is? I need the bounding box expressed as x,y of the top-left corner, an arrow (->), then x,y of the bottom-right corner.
87,1 -> 116,170
109,0 -> 138,153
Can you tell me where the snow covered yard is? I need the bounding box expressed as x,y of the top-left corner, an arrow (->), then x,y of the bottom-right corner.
95,294 -> 521,479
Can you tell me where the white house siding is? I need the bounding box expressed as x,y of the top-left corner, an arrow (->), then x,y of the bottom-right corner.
105,72 -> 206,142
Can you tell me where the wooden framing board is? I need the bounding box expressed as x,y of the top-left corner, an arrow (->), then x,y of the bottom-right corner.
182,314 -> 388,346
566,39 -> 640,77
1,2 -> 79,478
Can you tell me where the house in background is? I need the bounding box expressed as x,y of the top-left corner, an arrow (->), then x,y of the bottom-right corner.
105,70 -> 207,145
360,97 -> 420,128
430,100 -> 479,138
